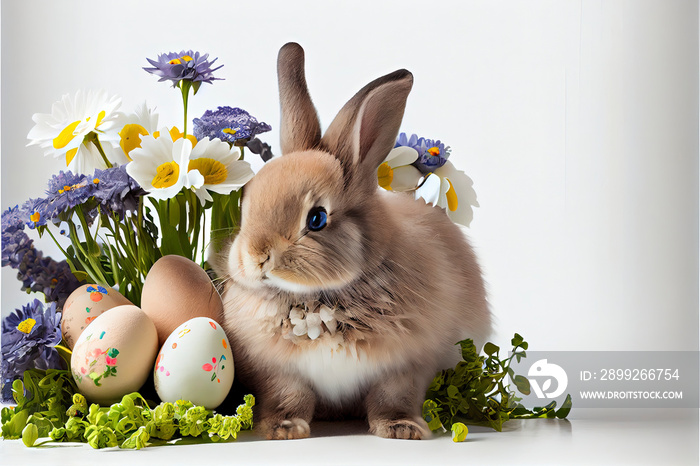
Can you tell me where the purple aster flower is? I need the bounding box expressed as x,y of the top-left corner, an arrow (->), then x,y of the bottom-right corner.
2,207 -> 81,306
2,205 -> 28,235
24,171 -> 98,228
144,50 -> 223,87
395,132 -> 451,175
1,299 -> 62,402
193,106 -> 272,144
92,165 -> 146,219
27,257 -> 81,308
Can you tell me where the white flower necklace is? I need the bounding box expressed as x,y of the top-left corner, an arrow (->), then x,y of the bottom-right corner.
288,301 -> 338,340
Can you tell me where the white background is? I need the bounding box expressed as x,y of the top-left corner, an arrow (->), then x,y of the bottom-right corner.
1,1 -> 698,463
3,0 -> 696,351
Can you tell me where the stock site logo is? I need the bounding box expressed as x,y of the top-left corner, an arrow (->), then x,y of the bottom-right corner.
528,359 -> 568,399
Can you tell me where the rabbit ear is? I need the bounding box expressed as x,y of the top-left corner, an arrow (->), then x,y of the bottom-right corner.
321,69 -> 413,189
278,43 -> 322,155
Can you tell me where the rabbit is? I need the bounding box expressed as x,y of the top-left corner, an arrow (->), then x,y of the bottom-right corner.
215,42 -> 491,440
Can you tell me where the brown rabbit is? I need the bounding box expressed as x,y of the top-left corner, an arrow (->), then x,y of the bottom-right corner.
216,42 -> 491,440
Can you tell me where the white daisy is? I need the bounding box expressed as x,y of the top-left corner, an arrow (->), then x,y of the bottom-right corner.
115,102 -> 159,161
377,146 -> 423,191
414,161 -> 479,227
27,89 -> 122,174
186,137 -> 254,204
126,133 -> 254,204
126,132 -> 200,200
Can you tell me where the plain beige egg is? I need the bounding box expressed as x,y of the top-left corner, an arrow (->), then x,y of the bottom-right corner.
61,284 -> 132,349
70,305 -> 158,405
140,255 -> 224,346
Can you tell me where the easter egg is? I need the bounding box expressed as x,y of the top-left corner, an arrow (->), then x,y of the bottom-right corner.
70,305 -> 158,405
61,284 -> 132,349
154,317 -> 234,409
141,255 -> 224,346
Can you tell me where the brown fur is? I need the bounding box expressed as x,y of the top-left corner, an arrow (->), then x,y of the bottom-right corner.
215,43 -> 491,440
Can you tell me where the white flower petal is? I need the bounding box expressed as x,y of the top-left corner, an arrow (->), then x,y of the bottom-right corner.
307,325 -> 322,340
292,320 -> 308,336
306,313 -> 322,329
318,305 -> 335,323
415,173 -> 442,206
385,146 -> 418,168
391,165 -> 422,192
289,307 -> 305,321
434,161 -> 478,226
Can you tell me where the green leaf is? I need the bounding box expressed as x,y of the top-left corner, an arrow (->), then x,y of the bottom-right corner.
21,423 -> 39,447
513,375 -> 531,395
483,342 -> 499,356
511,333 -> 524,347
167,199 -> 180,227
555,394 -> 572,419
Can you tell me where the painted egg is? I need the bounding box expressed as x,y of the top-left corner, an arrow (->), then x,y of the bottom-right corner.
154,317 -> 234,409
70,305 -> 158,405
141,255 -> 224,347
61,284 -> 132,349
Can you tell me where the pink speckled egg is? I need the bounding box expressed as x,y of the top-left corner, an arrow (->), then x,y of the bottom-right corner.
61,284 -> 132,349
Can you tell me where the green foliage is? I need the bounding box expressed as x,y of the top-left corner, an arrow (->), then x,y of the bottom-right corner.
1,368 -> 256,449
424,334 -> 571,433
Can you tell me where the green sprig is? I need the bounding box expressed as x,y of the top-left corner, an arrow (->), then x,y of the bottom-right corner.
1,369 -> 256,450
424,334 -> 572,433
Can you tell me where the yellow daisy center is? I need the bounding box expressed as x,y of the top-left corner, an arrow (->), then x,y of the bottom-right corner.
188,158 -> 228,185
17,318 -> 36,334
30,212 -> 41,223
53,120 -> 81,149
54,110 -> 107,166
119,124 -> 149,161
152,161 -> 180,189
66,148 -> 78,166
377,162 -> 393,191
445,178 -> 458,212
428,147 -> 441,156
154,127 -> 197,147
169,55 -> 193,65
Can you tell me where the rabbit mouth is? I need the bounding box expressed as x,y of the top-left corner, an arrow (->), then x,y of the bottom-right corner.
263,272 -> 322,294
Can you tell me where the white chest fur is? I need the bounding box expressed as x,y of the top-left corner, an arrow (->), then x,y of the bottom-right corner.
290,343 -> 386,403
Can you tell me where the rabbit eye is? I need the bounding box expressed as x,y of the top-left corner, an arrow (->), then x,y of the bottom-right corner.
307,207 -> 328,232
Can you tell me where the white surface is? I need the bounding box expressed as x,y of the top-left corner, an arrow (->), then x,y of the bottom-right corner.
0,409 -> 697,465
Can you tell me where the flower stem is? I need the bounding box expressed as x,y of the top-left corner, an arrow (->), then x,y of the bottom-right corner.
180,81 -> 192,137
87,132 -> 113,169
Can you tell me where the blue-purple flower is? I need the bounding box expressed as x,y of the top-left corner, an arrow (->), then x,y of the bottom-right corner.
193,106 -> 272,144
144,50 -> 223,87
24,171 -> 98,228
394,132 -> 451,175
92,165 -> 146,219
1,299 -> 63,402
2,206 -> 82,306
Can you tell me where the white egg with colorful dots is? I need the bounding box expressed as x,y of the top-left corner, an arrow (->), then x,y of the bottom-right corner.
154,317 -> 234,409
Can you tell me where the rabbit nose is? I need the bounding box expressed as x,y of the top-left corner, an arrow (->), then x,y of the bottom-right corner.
250,248 -> 273,274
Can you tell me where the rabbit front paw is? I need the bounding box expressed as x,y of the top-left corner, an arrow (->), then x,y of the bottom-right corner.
369,417 -> 431,440
263,418 -> 311,440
